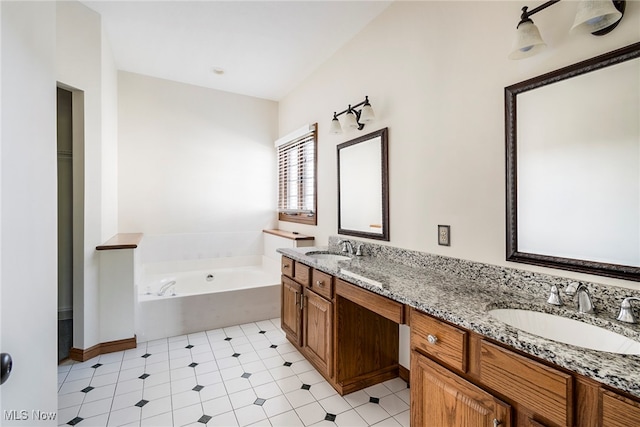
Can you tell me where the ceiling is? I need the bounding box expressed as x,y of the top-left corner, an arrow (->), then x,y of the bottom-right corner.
83,1 -> 393,101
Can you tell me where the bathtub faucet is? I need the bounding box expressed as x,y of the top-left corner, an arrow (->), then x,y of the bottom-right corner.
157,280 -> 176,296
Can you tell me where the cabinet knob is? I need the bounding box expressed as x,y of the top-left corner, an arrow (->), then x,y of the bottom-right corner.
283,264 -> 290,269
427,334 -> 438,344
316,280 -> 324,287
493,419 -> 502,427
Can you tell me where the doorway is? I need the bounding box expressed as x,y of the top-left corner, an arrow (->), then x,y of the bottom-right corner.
57,87 -> 74,362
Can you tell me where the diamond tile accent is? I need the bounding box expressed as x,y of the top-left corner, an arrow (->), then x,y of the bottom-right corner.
283,362 -> 292,367
301,384 -> 311,390
139,373 -> 150,380
224,337 -> 232,341
188,362 -> 199,368
91,363 -> 102,369
141,353 -> 151,358
325,413 -> 337,422
241,372 -> 252,379
135,399 -> 149,408
185,344 -> 194,349
270,344 -> 278,349
254,398 -> 266,406
232,353 -> 241,358
192,385 -> 204,392
259,330 -> 266,334
67,417 -> 84,426
81,386 -> 94,393
369,396 -> 380,404
198,415 -> 212,424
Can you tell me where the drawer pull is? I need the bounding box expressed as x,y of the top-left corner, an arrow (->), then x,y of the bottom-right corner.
283,264 -> 290,269
316,280 -> 324,287
427,334 -> 438,344
493,419 -> 501,427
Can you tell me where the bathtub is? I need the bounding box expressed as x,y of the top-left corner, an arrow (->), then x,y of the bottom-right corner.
135,258 -> 281,342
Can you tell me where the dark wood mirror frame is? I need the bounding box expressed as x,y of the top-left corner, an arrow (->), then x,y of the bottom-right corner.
337,127 -> 390,241
506,41 -> 640,282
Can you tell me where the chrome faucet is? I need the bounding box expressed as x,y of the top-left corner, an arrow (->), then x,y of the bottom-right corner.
617,297 -> 640,324
157,280 -> 176,296
355,242 -> 365,256
338,239 -> 355,255
564,282 -> 594,314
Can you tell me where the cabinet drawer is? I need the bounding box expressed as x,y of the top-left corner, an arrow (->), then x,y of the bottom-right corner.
479,340 -> 572,427
310,269 -> 333,300
281,257 -> 294,278
335,279 -> 403,323
601,390 -> 640,427
294,262 -> 310,286
410,309 -> 467,372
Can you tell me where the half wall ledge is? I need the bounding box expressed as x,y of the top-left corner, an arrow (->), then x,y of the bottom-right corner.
96,233 -> 143,250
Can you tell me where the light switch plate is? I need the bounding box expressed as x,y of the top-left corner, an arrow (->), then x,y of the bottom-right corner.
438,225 -> 450,246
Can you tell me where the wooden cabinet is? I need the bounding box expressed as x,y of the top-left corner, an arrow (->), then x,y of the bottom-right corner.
478,340 -> 572,427
281,276 -> 302,346
411,350 -> 512,427
411,309 -> 468,373
410,308 -> 578,427
601,389 -> 640,427
280,256 -> 401,395
310,269 -> 333,300
283,255 -> 640,425
303,287 -> 333,377
281,257 -> 334,379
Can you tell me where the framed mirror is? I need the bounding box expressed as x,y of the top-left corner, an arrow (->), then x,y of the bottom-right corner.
337,127 -> 389,241
506,42 -> 640,281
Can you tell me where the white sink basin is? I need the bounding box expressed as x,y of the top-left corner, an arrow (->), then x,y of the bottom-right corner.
488,308 -> 640,355
306,252 -> 351,261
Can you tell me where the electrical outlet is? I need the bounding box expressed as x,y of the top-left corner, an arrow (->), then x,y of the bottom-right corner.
438,225 -> 450,246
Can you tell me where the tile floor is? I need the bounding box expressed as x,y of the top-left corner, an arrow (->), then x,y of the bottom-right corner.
58,318 -> 410,427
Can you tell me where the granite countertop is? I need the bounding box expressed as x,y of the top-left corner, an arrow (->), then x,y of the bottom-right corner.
278,245 -> 640,399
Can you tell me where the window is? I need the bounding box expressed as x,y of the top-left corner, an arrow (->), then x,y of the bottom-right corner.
276,123 -> 317,225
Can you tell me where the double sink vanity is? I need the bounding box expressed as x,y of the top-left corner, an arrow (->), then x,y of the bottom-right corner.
278,237 -> 640,427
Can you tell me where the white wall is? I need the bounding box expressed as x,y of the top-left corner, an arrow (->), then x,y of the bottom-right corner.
279,1 -> 640,290
102,27 -> 119,242
118,72 -> 278,261
56,1 -> 119,349
1,1 -> 58,420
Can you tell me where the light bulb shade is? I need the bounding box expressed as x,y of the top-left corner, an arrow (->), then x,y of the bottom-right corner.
360,104 -> 375,123
571,0 -> 622,34
330,117 -> 343,134
508,21 -> 546,60
343,111 -> 359,129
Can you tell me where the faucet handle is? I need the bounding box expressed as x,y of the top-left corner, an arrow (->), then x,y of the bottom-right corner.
547,285 -> 563,306
617,297 -> 640,324
355,243 -> 365,256
564,282 -> 579,297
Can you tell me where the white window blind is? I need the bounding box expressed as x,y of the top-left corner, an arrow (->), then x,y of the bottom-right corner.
277,125 -> 316,218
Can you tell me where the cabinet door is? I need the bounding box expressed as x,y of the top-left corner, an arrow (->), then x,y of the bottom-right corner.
303,288 -> 333,377
281,276 -> 302,347
601,389 -> 640,427
411,350 -> 511,427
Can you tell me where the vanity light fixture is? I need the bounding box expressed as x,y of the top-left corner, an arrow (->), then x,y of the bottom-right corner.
330,96 -> 375,135
509,0 -> 625,60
